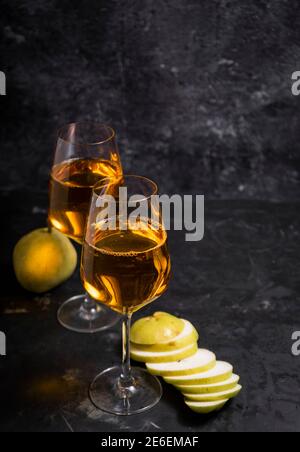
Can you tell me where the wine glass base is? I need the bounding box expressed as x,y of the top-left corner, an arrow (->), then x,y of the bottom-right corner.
89,366 -> 162,416
57,294 -> 120,333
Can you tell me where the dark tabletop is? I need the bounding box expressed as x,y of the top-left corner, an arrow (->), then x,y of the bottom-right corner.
1,189 -> 300,432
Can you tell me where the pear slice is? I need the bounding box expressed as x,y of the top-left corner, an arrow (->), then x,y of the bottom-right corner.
164,361 -> 233,386
176,374 -> 240,394
185,399 -> 228,414
146,349 -> 216,376
130,342 -> 198,363
184,384 -> 242,402
131,312 -> 185,345
131,320 -> 198,353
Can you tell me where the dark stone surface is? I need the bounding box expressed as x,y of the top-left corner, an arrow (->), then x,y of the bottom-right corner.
1,0 -> 300,200
1,189 -> 300,432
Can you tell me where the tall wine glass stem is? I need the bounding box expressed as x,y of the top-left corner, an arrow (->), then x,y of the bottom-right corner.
120,313 -> 134,388
89,306 -> 162,414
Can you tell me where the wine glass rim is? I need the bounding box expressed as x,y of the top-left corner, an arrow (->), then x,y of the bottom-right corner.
57,121 -> 116,146
93,174 -> 159,200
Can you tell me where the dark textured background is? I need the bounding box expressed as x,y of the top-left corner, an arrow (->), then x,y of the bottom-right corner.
1,0 -> 300,433
1,0 -> 300,200
0,0 -> 300,433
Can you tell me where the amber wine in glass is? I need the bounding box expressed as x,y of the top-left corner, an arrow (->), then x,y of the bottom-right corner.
49,158 -> 120,243
81,176 -> 171,415
48,122 -> 122,333
82,221 -> 170,314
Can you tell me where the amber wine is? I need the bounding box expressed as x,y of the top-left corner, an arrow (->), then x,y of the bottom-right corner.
49,158 -> 121,243
81,221 -> 171,314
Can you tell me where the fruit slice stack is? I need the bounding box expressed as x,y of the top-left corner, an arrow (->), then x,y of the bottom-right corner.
130,312 -> 242,414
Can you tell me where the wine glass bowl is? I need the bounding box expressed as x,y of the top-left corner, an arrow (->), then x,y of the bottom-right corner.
49,123 -> 121,244
48,122 -> 122,333
82,175 -> 171,415
81,177 -> 170,315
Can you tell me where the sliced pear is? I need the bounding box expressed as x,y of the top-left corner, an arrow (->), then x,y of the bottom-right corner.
185,399 -> 228,414
146,349 -> 216,376
184,384 -> 242,402
130,342 -> 198,363
176,374 -> 240,394
164,361 -> 233,386
131,312 -> 185,345
131,320 -> 198,353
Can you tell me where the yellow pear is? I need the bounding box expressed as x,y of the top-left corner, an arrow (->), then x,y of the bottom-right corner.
131,320 -> 198,353
164,361 -> 233,386
13,228 -> 77,293
183,384 -> 242,402
130,312 -> 185,345
146,349 -> 216,376
185,399 -> 228,414
176,374 -> 240,394
131,342 -> 198,363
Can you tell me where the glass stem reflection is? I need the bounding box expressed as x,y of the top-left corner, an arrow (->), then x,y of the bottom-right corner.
121,313 -> 134,388
80,293 -> 99,320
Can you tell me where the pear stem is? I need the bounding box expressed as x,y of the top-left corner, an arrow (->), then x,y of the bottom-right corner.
47,218 -> 52,233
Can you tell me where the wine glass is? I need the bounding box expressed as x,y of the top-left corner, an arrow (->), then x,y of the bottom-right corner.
48,122 -> 122,333
81,175 -> 171,415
